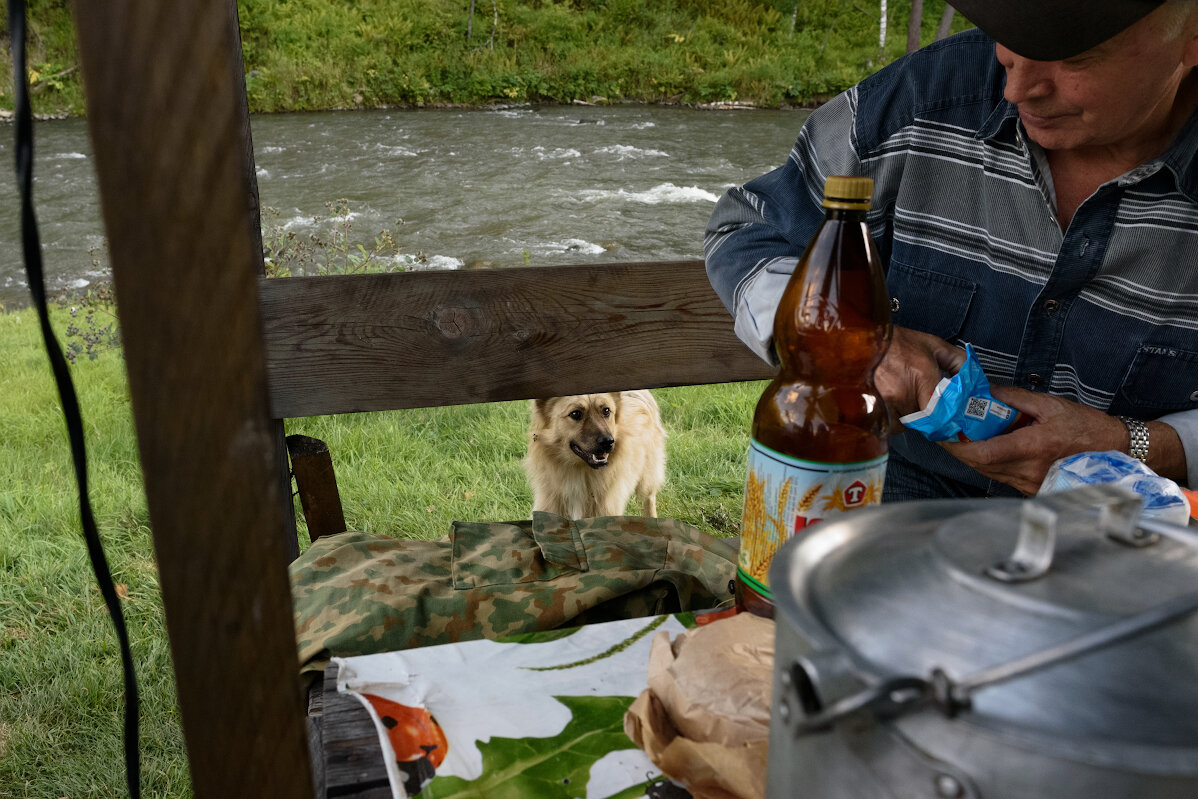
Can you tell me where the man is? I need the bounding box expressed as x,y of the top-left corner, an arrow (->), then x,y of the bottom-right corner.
705,0 -> 1198,500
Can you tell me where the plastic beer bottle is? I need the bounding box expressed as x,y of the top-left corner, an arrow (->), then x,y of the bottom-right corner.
736,176 -> 892,617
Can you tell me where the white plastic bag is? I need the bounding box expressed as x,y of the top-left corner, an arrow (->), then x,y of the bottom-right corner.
1038,450 -> 1189,526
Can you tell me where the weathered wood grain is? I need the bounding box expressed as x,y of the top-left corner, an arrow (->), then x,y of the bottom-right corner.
260,261 -> 774,419
287,435 -> 348,541
72,0 -> 314,795
321,665 -> 392,798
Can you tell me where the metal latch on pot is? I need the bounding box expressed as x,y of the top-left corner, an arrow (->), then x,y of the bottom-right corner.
987,483 -> 1146,583
785,586 -> 1198,737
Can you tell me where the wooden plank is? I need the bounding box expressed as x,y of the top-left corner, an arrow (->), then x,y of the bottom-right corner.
260,261 -> 775,418
307,682 -> 327,797
71,1 -> 314,796
321,664 -> 392,798
287,435 -> 348,541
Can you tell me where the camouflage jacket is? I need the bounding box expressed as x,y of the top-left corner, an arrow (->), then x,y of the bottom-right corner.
290,512 -> 737,675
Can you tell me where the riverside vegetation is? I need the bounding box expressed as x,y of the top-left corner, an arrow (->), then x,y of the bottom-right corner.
5,0 -> 969,115
1,1 -> 968,796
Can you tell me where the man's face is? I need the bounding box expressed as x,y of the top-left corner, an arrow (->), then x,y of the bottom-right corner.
996,5 -> 1198,155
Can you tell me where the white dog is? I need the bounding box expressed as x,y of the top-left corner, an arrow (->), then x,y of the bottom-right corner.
524,390 -> 666,519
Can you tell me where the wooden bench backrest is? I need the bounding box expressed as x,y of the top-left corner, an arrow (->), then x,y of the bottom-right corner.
72,2 -> 767,797
260,263 -> 770,418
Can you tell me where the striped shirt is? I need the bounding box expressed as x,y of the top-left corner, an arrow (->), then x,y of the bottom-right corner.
705,30 -> 1198,490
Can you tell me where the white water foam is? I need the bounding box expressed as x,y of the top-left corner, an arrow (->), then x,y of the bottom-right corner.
401,253 -> 463,271
258,145 -> 285,154
516,145 -> 582,161
373,143 -> 420,158
281,210 -> 363,230
281,215 -> 318,230
595,144 -> 668,159
579,182 -> 719,205
492,108 -> 535,119
51,152 -> 88,160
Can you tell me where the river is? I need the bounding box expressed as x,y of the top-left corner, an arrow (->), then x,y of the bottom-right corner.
0,104 -> 811,309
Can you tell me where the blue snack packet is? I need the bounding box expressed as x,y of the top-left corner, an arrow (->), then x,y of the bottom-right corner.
899,344 -> 1027,442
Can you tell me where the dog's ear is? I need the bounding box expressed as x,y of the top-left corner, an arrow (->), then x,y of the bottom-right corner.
532,398 -> 550,416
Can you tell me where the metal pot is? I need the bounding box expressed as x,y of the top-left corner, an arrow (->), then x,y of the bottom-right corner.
768,484 -> 1198,798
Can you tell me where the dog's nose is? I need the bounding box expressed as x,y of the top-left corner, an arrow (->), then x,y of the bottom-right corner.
596,434 -> 614,453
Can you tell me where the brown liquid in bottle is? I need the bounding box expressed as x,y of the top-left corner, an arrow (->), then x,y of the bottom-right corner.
736,176 -> 892,618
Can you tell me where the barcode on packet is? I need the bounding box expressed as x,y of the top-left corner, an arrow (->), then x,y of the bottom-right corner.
964,396 -> 990,420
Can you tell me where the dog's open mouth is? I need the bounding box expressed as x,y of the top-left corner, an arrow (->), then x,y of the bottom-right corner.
570,442 -> 610,469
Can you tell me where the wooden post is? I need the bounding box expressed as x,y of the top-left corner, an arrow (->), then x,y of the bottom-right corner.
287,435 -> 348,541
71,0 -> 315,796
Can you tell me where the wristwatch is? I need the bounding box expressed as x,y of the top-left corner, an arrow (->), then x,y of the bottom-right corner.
1118,416 -> 1150,463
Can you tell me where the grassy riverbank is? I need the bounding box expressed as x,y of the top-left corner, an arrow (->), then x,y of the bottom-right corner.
0,305 -> 761,797
8,0 -> 969,115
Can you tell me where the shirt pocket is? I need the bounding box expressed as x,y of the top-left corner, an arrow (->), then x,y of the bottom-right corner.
886,259 -> 977,341
1117,343 -> 1198,414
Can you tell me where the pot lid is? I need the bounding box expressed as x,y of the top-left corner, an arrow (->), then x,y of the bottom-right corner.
771,485 -> 1198,748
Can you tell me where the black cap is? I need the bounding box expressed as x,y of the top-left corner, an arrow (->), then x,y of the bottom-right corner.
951,0 -> 1165,61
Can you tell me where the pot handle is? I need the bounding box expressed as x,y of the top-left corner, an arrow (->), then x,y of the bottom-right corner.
986,483 -> 1146,583
788,587 -> 1198,736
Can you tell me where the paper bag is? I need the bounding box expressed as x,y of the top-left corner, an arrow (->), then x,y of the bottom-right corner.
624,612 -> 773,799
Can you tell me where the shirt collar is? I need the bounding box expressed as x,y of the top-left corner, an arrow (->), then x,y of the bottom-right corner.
975,96 -> 1198,201
976,98 -> 1020,144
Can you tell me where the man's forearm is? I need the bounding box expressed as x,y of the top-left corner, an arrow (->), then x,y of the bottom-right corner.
1156,410 -> 1198,487
1144,421 -> 1187,485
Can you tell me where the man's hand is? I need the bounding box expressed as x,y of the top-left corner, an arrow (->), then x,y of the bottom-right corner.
941,386 -> 1130,495
876,327 -> 967,428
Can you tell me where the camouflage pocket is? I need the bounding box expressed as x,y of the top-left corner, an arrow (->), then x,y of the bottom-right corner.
451,516 -> 586,589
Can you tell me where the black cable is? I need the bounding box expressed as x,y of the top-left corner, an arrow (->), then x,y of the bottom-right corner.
6,1 -> 140,796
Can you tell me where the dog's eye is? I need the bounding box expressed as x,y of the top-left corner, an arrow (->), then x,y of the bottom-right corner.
568,409 -> 583,421
602,407 -> 611,417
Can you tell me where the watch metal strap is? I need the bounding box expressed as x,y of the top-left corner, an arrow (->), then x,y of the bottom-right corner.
1119,416 -> 1150,463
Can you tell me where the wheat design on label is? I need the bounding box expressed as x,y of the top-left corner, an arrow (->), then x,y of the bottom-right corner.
742,471 -> 821,582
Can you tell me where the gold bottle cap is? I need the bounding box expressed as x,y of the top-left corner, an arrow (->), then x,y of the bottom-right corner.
822,176 -> 873,210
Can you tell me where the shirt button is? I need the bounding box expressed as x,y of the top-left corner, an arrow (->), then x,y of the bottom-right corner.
1028,373 -> 1044,387
1044,299 -> 1059,313
890,297 -> 901,313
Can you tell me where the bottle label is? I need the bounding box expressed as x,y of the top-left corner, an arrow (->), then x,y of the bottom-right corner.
739,440 -> 887,599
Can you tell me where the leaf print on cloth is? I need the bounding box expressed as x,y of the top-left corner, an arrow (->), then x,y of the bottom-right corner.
335,615 -> 691,797
420,696 -> 640,799
525,616 -> 669,672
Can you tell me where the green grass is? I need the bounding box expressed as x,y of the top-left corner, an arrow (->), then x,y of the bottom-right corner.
5,0 -> 972,115
0,306 -> 762,797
